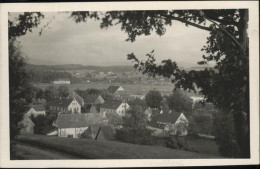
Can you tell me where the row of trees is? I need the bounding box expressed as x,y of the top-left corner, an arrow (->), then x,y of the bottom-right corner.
27,70 -> 72,83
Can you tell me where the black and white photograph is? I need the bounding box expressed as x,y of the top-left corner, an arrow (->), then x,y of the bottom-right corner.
0,1 -> 259,168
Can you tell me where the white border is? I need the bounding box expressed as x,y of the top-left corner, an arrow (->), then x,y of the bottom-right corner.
0,1 -> 259,168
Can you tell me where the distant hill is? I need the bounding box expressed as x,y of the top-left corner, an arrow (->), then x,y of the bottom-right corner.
26,64 -> 134,73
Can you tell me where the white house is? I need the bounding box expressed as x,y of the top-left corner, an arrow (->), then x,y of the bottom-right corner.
49,97 -> 81,114
56,113 -> 107,138
52,78 -> 71,84
25,104 -> 46,117
100,100 -> 130,117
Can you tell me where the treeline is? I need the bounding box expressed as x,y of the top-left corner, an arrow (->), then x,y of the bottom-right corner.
27,70 -> 82,83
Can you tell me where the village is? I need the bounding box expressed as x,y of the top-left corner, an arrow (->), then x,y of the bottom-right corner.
19,77 -> 217,155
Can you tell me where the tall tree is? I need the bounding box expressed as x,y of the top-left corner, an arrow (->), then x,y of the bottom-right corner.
71,9 -> 249,157
58,85 -> 70,97
145,90 -> 163,109
166,90 -> 193,116
9,12 -> 44,140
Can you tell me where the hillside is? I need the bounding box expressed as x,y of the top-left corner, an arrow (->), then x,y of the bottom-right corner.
26,64 -> 134,73
17,134 -> 221,159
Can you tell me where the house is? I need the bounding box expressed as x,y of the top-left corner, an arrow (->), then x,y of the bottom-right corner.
52,78 -> 70,84
20,115 -> 35,134
149,111 -> 189,136
75,91 -> 105,106
25,104 -> 46,117
68,91 -> 84,107
100,100 -> 130,117
81,124 -> 115,140
49,97 -> 81,114
56,113 -> 107,138
107,85 -> 125,97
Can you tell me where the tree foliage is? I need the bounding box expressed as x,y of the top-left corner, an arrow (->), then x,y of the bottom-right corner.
166,90 -> 193,116
145,90 -> 163,109
70,9 -> 250,157
58,85 -> 70,97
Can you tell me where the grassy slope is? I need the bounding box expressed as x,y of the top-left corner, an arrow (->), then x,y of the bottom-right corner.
17,134 -> 221,159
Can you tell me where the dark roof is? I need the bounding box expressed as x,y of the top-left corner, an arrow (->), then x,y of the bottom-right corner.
100,100 -> 123,110
157,112 -> 182,124
41,125 -> 57,135
68,91 -> 84,106
107,86 -> 122,93
48,97 -> 75,108
82,124 -> 115,140
75,91 -> 101,104
56,113 -> 106,128
29,104 -> 46,111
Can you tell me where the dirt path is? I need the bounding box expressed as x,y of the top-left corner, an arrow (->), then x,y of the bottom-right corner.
13,142 -> 80,159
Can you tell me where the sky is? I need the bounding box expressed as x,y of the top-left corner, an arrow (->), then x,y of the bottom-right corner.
14,12 -> 210,67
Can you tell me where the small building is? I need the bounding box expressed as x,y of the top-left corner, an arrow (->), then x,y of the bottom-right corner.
100,100 -> 130,117
107,86 -> 125,98
149,111 -> 189,136
20,115 -> 35,134
25,104 -> 46,117
49,97 -> 81,114
56,113 -> 107,138
52,78 -> 71,84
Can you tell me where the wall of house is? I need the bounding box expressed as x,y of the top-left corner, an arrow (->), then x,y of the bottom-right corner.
26,108 -> 46,117
53,80 -> 70,84
68,99 -> 81,113
116,103 -> 130,117
100,108 -> 116,114
20,116 -> 34,134
58,127 -> 88,138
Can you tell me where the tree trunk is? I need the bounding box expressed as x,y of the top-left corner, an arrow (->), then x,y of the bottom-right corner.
233,9 -> 250,158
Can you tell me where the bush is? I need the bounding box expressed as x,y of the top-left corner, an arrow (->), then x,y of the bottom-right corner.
115,127 -> 155,145
165,136 -> 198,152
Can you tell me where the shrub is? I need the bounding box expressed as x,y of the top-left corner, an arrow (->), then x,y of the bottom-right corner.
115,127 -> 155,145
165,136 -> 198,152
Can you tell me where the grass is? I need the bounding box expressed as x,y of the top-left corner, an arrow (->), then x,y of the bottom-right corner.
16,134 -> 222,159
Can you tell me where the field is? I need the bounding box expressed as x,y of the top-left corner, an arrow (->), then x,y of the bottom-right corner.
16,134 -> 221,159
33,82 -> 199,96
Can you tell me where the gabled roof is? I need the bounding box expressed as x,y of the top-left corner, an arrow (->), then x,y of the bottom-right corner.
56,113 -> 105,128
100,100 -> 123,110
29,104 -> 46,112
157,112 -> 183,124
41,125 -> 57,135
107,85 -> 122,93
68,91 -> 84,106
75,91 -> 102,104
48,97 -> 76,108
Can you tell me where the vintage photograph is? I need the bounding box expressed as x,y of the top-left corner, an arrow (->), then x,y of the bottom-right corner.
1,1 -> 259,167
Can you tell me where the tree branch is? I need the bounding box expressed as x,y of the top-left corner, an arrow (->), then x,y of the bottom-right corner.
170,16 -> 212,32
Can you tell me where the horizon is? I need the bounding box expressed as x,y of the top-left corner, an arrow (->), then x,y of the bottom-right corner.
12,12 -> 210,68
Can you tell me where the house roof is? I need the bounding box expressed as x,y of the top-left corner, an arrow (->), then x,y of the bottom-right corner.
48,97 -> 75,108
54,78 -> 70,81
83,124 -> 115,140
29,104 -> 46,112
100,100 -> 123,110
107,86 -> 122,93
148,111 -> 185,128
75,91 -> 102,104
41,125 -> 57,135
56,113 -> 105,128
68,91 -> 84,106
